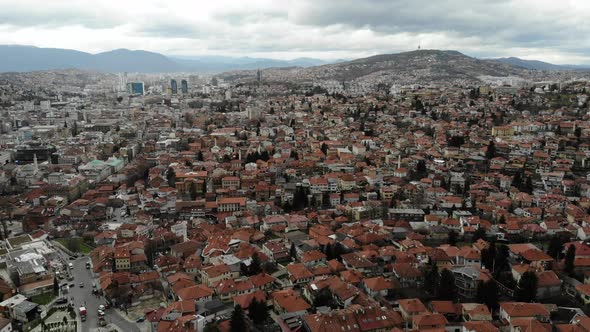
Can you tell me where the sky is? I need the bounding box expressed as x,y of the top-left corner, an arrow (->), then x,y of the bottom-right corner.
0,0 -> 589,64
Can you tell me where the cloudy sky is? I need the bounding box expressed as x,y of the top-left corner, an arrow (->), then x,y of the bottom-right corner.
0,0 -> 589,64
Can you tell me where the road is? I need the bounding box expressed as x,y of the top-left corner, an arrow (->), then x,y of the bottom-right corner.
61,254 -> 141,332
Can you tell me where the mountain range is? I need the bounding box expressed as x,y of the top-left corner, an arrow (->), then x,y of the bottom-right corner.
493,57 -> 590,71
0,45 -> 332,73
0,45 -> 589,77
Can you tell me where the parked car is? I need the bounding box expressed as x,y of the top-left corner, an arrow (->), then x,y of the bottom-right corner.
135,317 -> 145,323
79,282 -> 84,288
55,298 -> 68,305
98,305 -> 105,311
69,283 -> 75,288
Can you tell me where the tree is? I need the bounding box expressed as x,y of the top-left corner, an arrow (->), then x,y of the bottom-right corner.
167,168 -> 176,187
485,140 -> 496,160
248,298 -> 269,326
251,253 -> 262,275
515,271 -> 538,302
230,305 -> 247,332
523,176 -> 533,194
494,244 -> 510,274
424,262 -> 439,295
313,288 -> 336,308
66,238 -> 80,252
320,143 -> 328,155
448,230 -> 458,246
547,235 -> 564,259
476,280 -> 499,310
565,244 -> 576,275
437,269 -> 457,301
472,227 -> 486,242
203,323 -> 221,332
53,276 -> 59,295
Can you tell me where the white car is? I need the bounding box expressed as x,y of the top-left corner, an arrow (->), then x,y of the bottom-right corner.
98,305 -> 105,311
98,310 -> 105,316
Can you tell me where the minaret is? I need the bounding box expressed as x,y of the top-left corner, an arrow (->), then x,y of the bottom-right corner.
397,155 -> 401,169
33,153 -> 38,173
238,149 -> 242,160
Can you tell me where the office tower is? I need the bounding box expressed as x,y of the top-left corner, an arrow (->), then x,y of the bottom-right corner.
170,79 -> 178,94
181,79 -> 188,94
126,82 -> 145,95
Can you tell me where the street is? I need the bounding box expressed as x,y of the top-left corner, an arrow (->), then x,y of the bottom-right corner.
61,254 -> 141,332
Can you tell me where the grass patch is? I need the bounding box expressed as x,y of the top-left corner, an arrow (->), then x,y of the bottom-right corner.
31,292 -> 57,305
56,238 -> 93,254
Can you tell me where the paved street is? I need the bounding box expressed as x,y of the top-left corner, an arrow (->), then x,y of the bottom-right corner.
59,253 -> 140,332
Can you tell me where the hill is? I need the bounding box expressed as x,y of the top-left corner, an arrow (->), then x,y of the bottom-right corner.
0,45 -> 331,73
493,57 -> 590,71
220,49 -> 533,84
0,45 -> 185,73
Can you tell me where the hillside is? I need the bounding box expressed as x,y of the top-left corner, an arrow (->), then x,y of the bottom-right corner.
0,45 -> 331,73
303,50 -> 530,82
218,49 -> 536,84
494,57 -> 590,71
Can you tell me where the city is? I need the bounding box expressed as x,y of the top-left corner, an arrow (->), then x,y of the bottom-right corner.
1,1 -> 590,332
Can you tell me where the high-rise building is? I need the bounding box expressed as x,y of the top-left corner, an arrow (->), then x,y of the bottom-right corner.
170,79 -> 178,94
126,82 -> 144,95
256,69 -> 262,82
181,79 -> 188,94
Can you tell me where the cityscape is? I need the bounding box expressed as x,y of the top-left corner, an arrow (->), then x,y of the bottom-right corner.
2,1 -> 590,332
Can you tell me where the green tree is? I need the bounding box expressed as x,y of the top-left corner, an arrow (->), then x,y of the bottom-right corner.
203,323 -> 221,332
248,253 -> 262,276
565,244 -> 576,275
166,168 -> 176,187
424,262 -> 439,295
515,271 -> 538,302
485,140 -> 496,160
472,227 -> 487,242
437,269 -> 457,301
320,143 -> 328,155
230,305 -> 247,332
248,298 -> 269,326
547,235 -> 564,259
448,230 -> 458,246
476,280 -> 499,310
53,276 -> 59,295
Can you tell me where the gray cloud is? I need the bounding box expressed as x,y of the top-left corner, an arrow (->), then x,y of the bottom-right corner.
0,0 -> 589,64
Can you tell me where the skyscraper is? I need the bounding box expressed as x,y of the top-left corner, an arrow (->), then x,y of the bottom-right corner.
170,79 -> 178,94
181,79 -> 188,94
256,69 -> 262,82
126,82 -> 144,95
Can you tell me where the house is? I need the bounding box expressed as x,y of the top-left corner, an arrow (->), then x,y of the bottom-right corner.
341,252 -> 378,276
272,288 -> 311,330
412,313 -> 448,330
287,263 -> 313,285
462,321 -> 499,332
452,266 -> 492,299
302,305 -> 403,332
398,298 -> 429,322
361,276 -> 394,298
498,302 -> 550,323
391,263 -> 422,288
262,240 -> 290,262
176,284 -> 214,307
200,264 -> 238,287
